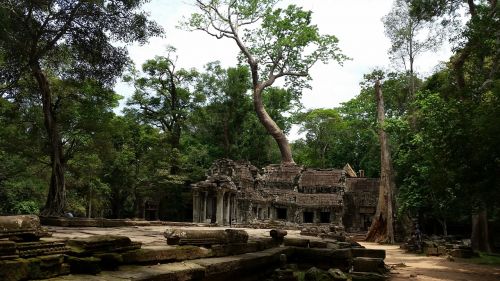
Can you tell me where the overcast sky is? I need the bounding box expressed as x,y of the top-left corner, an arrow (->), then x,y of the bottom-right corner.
114,0 -> 453,139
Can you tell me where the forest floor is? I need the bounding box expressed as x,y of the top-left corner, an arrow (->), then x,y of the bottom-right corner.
360,242 -> 500,281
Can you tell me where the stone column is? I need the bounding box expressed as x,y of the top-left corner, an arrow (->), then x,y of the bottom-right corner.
202,192 -> 207,223
193,191 -> 200,222
225,193 -> 231,225
216,190 -> 225,225
231,195 -> 236,223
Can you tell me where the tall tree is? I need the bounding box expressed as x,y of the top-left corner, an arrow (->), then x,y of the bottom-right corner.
0,0 -> 161,215
183,0 -> 347,164
383,0 -> 442,97
366,75 -> 396,244
126,47 -> 201,174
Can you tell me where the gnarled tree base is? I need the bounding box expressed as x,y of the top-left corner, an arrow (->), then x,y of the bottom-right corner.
366,214 -> 392,244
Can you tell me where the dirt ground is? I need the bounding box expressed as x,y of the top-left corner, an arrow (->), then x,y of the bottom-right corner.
360,242 -> 500,281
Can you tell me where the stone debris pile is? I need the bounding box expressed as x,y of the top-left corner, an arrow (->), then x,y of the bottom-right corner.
401,235 -> 477,259
300,225 -> 347,242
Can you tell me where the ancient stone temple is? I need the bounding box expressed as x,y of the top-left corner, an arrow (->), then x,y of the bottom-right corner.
192,159 -> 379,229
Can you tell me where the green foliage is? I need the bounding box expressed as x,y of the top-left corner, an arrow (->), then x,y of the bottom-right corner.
184,0 -> 347,89
469,252 -> 500,266
126,49 -> 202,174
0,0 -> 162,88
190,62 -> 296,167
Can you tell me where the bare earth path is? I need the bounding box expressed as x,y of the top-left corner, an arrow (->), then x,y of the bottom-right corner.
360,242 -> 500,281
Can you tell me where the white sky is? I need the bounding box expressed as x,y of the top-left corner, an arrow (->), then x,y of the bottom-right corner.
114,0 -> 453,140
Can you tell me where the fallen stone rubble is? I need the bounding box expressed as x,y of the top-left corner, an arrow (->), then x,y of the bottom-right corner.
400,235 -> 477,258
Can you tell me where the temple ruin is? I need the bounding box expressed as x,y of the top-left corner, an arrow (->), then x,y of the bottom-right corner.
192,159 -> 379,230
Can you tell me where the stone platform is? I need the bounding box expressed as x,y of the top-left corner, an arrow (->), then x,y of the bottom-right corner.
2,223 -> 387,281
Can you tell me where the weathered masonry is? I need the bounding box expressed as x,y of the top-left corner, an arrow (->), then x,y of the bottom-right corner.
343,177 -> 379,231
192,159 -> 379,229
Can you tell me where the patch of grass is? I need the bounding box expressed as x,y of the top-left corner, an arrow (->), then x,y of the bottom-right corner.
467,252 -> 500,266
294,271 -> 305,281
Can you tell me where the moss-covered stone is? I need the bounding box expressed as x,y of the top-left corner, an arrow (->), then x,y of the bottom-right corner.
95,253 -> 123,270
0,259 -> 29,281
304,267 -> 333,281
327,268 -> 348,281
67,256 -> 101,275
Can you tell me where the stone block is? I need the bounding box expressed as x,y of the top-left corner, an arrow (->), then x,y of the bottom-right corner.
284,238 -> 309,248
337,242 -> 351,249
105,262 -> 205,281
350,271 -> 388,281
192,247 -> 289,278
449,248 -> 474,259
0,215 -> 50,241
352,257 -> 385,273
16,241 -> 70,258
212,242 -> 260,257
254,238 -> 279,250
310,241 -> 328,248
94,253 -> 123,270
67,256 -> 101,275
326,242 -> 340,249
27,254 -> 68,279
122,245 -> 211,264
67,235 -> 140,255
351,248 -> 386,259
0,259 -> 29,281
164,228 -> 248,246
0,240 -> 17,258
291,248 -> 352,271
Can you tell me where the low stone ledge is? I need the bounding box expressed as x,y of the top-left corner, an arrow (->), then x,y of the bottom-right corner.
283,237 -> 309,247
40,217 -> 202,228
122,245 -> 212,264
352,257 -> 385,273
350,271 -> 388,281
191,247 -> 291,279
351,248 -> 386,259
47,262 -> 206,281
0,255 -> 69,281
309,240 -> 328,248
211,242 -> 260,257
290,248 -> 352,271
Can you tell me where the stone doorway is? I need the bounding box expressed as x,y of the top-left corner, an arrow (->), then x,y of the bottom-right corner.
303,212 -> 314,223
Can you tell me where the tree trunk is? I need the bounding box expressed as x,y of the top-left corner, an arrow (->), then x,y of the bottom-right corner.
438,218 -> 448,236
169,123 -> 181,174
471,207 -> 492,253
31,63 -> 66,217
366,80 -> 396,243
253,86 -> 294,164
87,185 -> 92,218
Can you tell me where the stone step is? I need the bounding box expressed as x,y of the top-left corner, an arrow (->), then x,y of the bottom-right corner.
47,262 -> 205,281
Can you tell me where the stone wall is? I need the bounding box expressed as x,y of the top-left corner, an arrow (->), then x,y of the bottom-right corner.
343,178 -> 379,232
